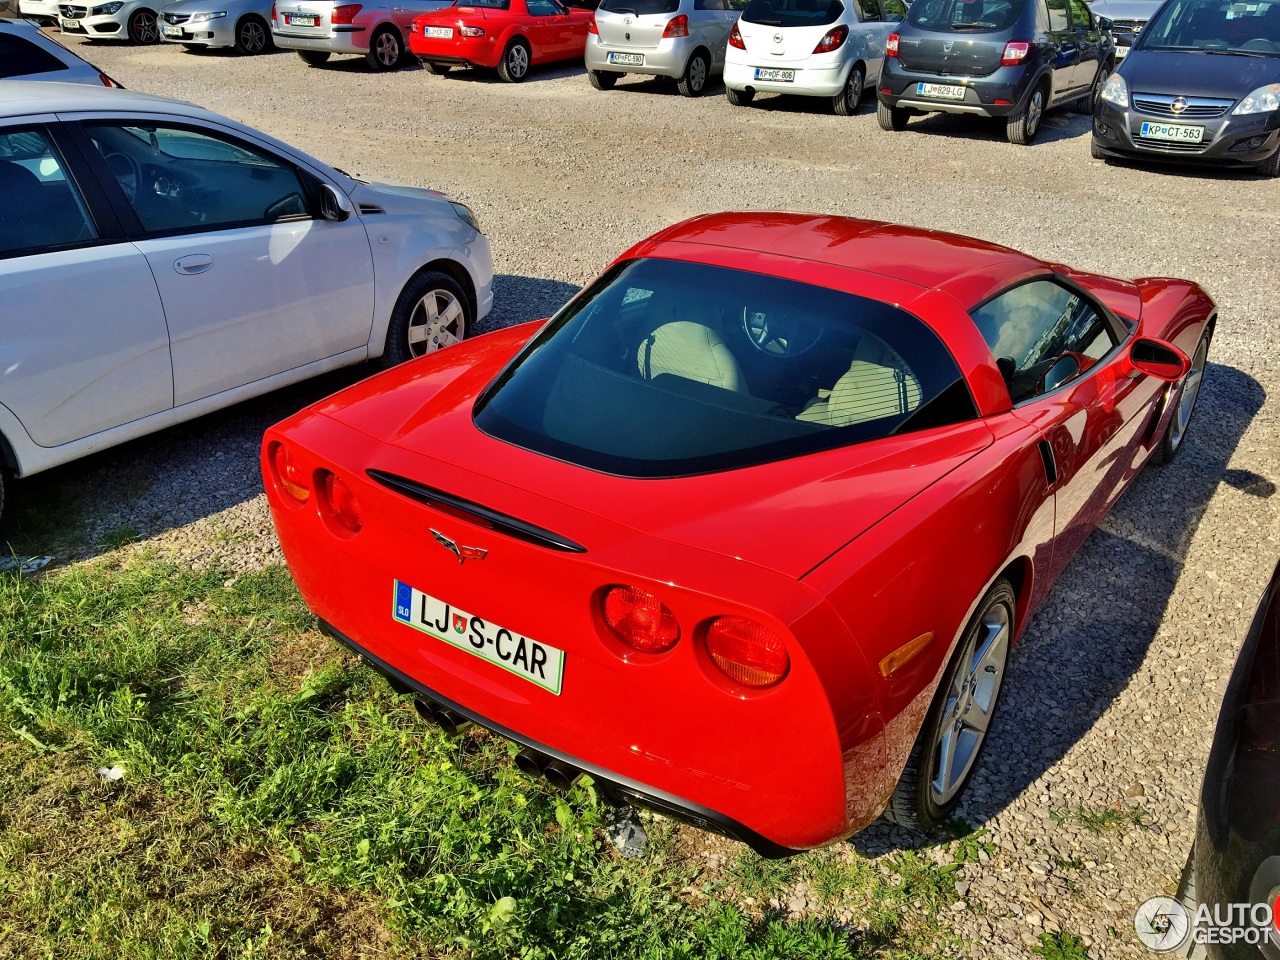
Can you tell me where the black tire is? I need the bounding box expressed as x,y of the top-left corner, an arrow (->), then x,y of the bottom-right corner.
127,7 -> 159,43
497,38 -> 531,82
1090,139 -> 1108,161
1257,147 -> 1280,177
588,69 -> 620,90
234,15 -> 271,54
1074,61 -> 1108,114
885,579 -> 1016,830
676,49 -> 709,97
1151,333 -> 1209,465
725,85 -> 753,106
422,61 -> 452,75
366,25 -> 405,70
1007,81 -> 1046,145
297,50 -> 330,66
381,270 -> 472,368
877,97 -> 909,131
832,62 -> 864,117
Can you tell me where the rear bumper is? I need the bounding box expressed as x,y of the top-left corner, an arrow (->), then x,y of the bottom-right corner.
878,60 -> 1037,118
319,617 -> 800,858
1093,99 -> 1280,167
584,34 -> 699,78
409,32 -> 499,68
272,25 -> 366,53
723,54 -> 849,98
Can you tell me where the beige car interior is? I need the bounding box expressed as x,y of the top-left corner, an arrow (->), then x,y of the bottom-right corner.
796,332 -> 922,427
635,318 -> 747,393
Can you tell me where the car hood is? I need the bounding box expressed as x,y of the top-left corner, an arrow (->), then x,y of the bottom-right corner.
163,0 -> 257,11
1086,0 -> 1161,19
349,179 -> 449,212
1120,49 -> 1280,97
311,324 -> 995,580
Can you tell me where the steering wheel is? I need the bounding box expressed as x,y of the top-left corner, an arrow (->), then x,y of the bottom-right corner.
1240,37 -> 1280,52
103,151 -> 141,204
741,306 -> 821,357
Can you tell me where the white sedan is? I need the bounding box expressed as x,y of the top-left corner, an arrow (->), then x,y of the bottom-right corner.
0,81 -> 493,523
724,0 -> 905,115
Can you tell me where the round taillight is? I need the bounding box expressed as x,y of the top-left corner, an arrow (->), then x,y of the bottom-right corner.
319,471 -> 363,534
705,616 -> 789,688
271,443 -> 310,503
1272,889 -> 1280,933
602,585 -> 680,653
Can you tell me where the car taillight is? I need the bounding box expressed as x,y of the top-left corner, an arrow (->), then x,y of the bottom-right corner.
602,585 -> 680,653
705,616 -> 789,688
270,1 -> 275,16
1001,40 -> 1030,65
459,22 -> 484,35
270,443 -> 310,503
886,31 -> 899,56
812,24 -> 847,53
98,72 -> 117,87
587,13 -> 597,32
662,13 -> 688,37
728,22 -> 744,48
331,3 -> 362,24
318,470 -> 363,534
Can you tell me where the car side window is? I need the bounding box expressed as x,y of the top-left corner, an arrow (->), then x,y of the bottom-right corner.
725,0 -> 748,9
83,122 -> 312,236
1066,0 -> 1091,27
860,0 -> 882,20
0,127 -> 97,258
694,0 -> 726,9
970,279 -> 1118,404
881,0 -> 906,19
527,0 -> 562,13
0,36 -> 72,77
1044,0 -> 1069,30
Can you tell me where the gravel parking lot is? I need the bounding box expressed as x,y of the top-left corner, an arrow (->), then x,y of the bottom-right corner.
17,34 -> 1280,957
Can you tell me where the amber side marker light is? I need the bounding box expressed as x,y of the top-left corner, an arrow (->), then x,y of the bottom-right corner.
270,443 -> 311,503
879,631 -> 935,678
603,585 -> 680,653
706,616 -> 789,688
319,471 -> 363,534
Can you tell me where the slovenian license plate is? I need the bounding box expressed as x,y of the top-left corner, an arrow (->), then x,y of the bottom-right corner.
917,81 -> 966,100
393,581 -> 565,695
754,67 -> 795,81
426,25 -> 452,37
608,51 -> 644,65
62,17 -> 80,27
1140,121 -> 1204,143
285,13 -> 317,25
163,24 -> 183,36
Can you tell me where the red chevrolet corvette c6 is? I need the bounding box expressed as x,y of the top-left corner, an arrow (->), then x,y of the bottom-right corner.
409,0 -> 595,81
263,213 -> 1214,855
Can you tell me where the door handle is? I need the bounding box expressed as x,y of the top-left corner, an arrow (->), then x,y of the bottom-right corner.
174,254 -> 212,275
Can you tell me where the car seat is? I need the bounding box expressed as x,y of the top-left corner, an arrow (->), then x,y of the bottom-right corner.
795,332 -> 922,427
635,307 -> 747,393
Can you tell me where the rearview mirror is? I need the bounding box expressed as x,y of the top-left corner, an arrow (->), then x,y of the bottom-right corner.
319,183 -> 353,222
1128,337 -> 1190,381
1040,354 -> 1081,393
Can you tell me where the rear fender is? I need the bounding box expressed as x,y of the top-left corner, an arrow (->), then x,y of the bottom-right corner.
1133,277 -> 1216,357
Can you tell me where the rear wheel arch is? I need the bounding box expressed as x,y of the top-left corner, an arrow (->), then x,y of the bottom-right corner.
996,555 -> 1034,640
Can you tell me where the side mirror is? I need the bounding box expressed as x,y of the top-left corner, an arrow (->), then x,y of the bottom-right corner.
1097,15 -> 1112,29
319,183 -> 353,222
1128,337 -> 1190,381
1040,353 -> 1081,393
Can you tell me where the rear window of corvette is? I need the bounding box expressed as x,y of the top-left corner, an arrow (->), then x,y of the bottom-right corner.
474,258 -> 980,478
598,0 -> 681,14
742,0 -> 844,27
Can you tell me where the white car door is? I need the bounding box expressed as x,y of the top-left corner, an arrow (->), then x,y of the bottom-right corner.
0,121 -> 172,448
80,118 -> 376,407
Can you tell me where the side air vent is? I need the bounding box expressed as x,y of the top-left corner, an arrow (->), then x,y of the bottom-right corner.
357,202 -> 385,216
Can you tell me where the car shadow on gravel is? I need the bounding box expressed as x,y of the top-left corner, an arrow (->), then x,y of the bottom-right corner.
733,93 -> 869,117
902,107 -> 1092,146
0,273 -> 582,564
437,62 -> 587,84
1096,155 -> 1277,181
851,359 -> 1268,855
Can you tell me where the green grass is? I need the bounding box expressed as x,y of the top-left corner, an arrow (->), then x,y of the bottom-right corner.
0,558 -> 969,959
1032,931 -> 1092,960
1049,804 -> 1150,835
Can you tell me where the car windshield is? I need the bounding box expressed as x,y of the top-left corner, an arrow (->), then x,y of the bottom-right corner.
907,0 -> 1024,31
742,0 -> 843,27
598,0 -> 679,13
474,258 -> 978,478
1137,0 -> 1280,55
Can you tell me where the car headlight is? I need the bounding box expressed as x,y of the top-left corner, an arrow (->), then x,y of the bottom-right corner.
449,201 -> 481,234
189,9 -> 227,20
1099,72 -> 1128,108
1233,83 -> 1280,115
92,1 -> 123,12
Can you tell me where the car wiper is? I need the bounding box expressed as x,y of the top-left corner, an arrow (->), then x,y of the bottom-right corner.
609,6 -> 637,13
1201,48 -> 1270,57
753,17 -> 783,24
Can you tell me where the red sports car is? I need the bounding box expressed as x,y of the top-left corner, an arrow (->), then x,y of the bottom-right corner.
408,0 -> 595,82
262,214 -> 1214,855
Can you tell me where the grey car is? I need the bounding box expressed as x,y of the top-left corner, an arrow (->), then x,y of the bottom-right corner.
161,0 -> 275,52
0,15 -> 120,83
585,0 -> 740,96
1086,0 -> 1162,58
272,0 -> 450,69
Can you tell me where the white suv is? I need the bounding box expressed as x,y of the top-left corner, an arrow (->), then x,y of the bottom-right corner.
0,81 -> 493,525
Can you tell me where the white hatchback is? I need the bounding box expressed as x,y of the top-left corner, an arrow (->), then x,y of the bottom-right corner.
0,81 -> 493,523
723,0 -> 904,114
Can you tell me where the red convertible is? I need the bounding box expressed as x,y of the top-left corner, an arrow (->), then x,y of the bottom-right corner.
409,0 -> 595,82
263,214 -> 1214,855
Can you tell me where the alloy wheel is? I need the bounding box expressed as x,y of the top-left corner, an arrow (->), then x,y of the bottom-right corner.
1026,90 -> 1043,137
407,289 -> 464,357
929,602 -> 1010,805
1168,337 -> 1208,452
376,31 -> 400,66
132,9 -> 159,42
508,43 -> 529,78
847,70 -> 862,110
240,20 -> 266,52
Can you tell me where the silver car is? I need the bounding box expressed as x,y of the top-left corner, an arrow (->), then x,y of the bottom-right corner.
1086,0 -> 1161,59
160,0 -> 274,52
272,0 -> 450,70
585,0 -> 740,96
0,15 -> 121,83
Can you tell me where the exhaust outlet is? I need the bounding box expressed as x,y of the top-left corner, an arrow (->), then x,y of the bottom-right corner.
413,697 -> 472,736
543,758 -> 583,792
514,746 -> 551,779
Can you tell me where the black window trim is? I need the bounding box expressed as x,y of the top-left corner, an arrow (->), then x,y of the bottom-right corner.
968,271 -> 1134,409
66,116 -> 326,243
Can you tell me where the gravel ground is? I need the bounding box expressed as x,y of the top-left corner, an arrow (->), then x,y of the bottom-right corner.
18,36 -> 1280,957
